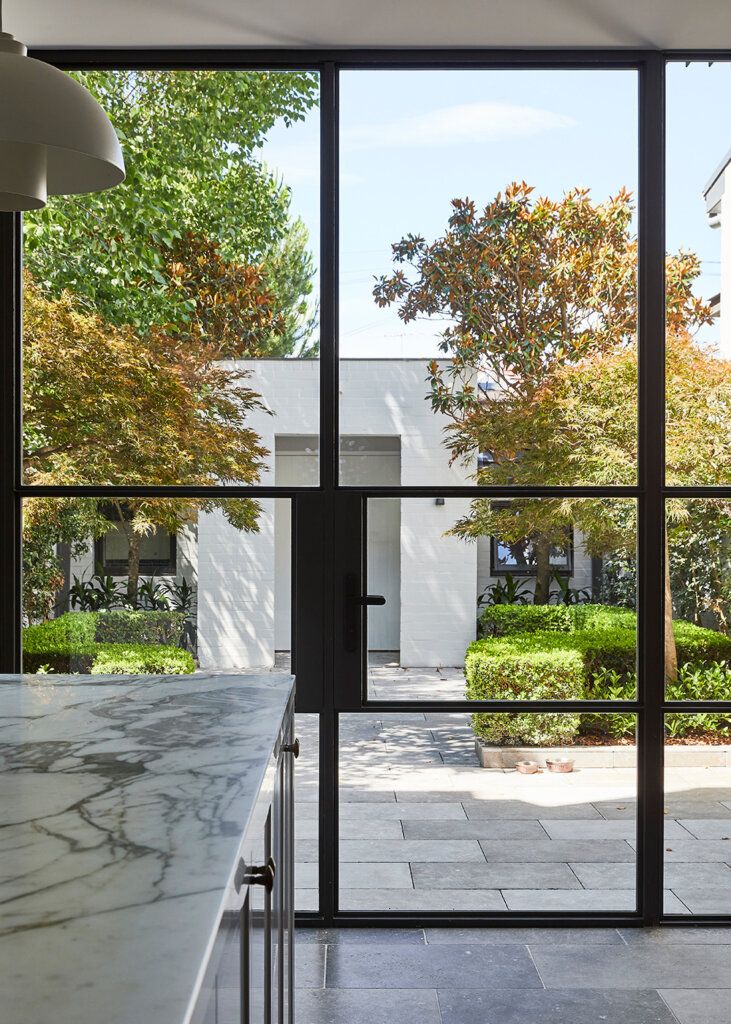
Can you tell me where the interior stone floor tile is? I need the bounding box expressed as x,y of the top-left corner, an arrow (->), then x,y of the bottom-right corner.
325,943 -> 542,990
338,839 -> 485,862
659,990 -> 731,1024
338,888 -> 507,911
411,861 -> 582,890
403,819 -> 551,841
463,800 -> 603,820
503,889 -> 638,912
295,928 -> 426,944
620,927 -> 731,945
425,927 -> 623,944
478,839 -> 635,862
531,943 -> 731,989
677,820 -> 731,840
294,988 -> 442,1024
339,802 -> 466,820
295,943 -> 328,988
437,988 -> 678,1024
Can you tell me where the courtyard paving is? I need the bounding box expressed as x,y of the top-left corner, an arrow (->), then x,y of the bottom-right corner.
294,656 -> 731,915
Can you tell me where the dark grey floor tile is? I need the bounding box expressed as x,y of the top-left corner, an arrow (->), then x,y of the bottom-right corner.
531,944 -> 731,989
296,927 -> 426,945
438,988 -> 677,1024
620,927 -> 731,946
659,990 -> 731,1024
295,988 -> 441,1024
426,927 -> 622,945
325,943 -> 542,990
404,820 -> 549,841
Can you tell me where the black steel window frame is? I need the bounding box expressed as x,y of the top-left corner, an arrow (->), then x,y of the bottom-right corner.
1,49 -> 729,931
489,533 -> 574,578
94,533 -> 177,578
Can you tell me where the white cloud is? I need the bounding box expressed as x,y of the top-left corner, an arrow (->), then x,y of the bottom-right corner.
342,101 -> 575,150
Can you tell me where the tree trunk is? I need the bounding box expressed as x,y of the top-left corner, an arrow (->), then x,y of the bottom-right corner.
127,531 -> 142,609
533,534 -> 552,605
664,530 -> 678,684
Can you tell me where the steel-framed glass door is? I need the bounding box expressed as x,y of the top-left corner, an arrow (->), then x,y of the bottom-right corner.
3,49 -> 731,928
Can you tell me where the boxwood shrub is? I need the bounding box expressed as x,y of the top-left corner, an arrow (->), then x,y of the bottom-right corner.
479,604 -> 573,637
91,643 -> 194,675
95,610 -> 186,647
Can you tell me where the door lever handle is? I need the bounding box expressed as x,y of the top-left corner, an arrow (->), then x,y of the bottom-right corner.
344,574 -> 386,652
362,594 -> 386,606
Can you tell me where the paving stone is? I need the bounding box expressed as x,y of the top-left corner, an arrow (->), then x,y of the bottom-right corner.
340,802 -> 466,820
295,888 -> 319,912
339,788 -> 397,802
437,988 -> 677,1024
541,819 -> 689,841
338,839 -> 485,862
298,861 -> 413,889
668,889 -> 731,915
503,889 -> 638,912
295,928 -> 426,945
479,839 -> 635,863
295,943 -> 327,988
425,927 -> 622,944
464,800 -> 602,820
677,819 -> 731,840
294,988 -> 442,1024
338,888 -> 507,911
404,820 -> 551,841
531,943 -> 731,988
659,990 -> 731,1024
326,943 -> 542,990
658,840 -> 731,862
340,820 -> 404,840
412,861 -> 582,890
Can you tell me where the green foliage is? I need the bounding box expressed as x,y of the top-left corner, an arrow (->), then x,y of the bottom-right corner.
91,643 -> 194,675
95,610 -> 186,647
23,612 -> 98,672
478,573 -> 532,606
569,604 -> 636,631
25,70 -> 319,348
479,604 -> 573,637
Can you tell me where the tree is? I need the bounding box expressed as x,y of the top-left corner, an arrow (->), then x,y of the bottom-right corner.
23,70 -> 319,352
375,183 -> 720,680
23,270 -> 271,606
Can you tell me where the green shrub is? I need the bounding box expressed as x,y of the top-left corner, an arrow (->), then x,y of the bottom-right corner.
91,643 -> 195,675
570,604 -> 636,632
23,612 -> 98,672
479,604 -> 573,637
466,642 -> 583,745
95,610 -> 186,647
673,622 -> 731,665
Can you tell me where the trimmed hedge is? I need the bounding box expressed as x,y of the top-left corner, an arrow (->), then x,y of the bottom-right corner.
479,604 -> 573,637
95,610 -> 186,647
23,611 -> 193,675
91,644 -> 194,675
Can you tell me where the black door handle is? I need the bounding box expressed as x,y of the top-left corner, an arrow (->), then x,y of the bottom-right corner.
344,574 -> 387,651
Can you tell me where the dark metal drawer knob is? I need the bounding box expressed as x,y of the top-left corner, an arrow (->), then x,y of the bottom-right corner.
282,737 -> 300,758
235,856 -> 276,894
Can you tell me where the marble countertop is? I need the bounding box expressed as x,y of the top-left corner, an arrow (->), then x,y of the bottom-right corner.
0,672 -> 295,1024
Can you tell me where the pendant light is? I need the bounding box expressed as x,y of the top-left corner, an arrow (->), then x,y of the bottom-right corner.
0,1 -> 124,211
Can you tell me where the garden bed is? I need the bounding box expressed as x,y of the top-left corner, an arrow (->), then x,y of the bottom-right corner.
475,737 -> 731,769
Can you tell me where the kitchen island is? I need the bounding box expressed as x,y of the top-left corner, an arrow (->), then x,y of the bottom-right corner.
0,672 -> 296,1024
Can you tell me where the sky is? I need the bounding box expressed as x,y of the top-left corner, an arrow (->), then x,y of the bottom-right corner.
261,64 -> 731,359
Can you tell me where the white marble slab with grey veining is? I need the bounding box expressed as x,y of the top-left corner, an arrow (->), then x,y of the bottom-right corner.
0,672 -> 295,1024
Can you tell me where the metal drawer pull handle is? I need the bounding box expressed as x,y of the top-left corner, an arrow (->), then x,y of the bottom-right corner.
235,856 -> 276,893
282,738 -> 300,758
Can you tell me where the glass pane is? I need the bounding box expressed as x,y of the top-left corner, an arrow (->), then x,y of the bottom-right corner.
666,62 -> 731,486
366,497 -> 637,702
665,499 -> 731,700
664,715 -> 731,915
23,70 -> 320,487
22,497 -> 292,672
339,69 -> 638,486
295,713 -> 320,913
339,713 -> 637,912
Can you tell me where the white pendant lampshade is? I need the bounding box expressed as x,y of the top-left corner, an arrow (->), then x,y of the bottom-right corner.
0,27 -> 124,211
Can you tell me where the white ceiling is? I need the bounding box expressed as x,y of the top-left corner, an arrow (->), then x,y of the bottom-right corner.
7,0 -> 731,50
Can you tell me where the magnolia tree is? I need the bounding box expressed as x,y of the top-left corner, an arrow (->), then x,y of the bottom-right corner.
375,183 -> 726,680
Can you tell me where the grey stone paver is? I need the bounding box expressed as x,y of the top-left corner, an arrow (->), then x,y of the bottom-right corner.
326,943 -> 542,990
338,888 -> 507,911
531,943 -> 731,989
412,861 -> 583,890
667,889 -> 731,914
479,839 -> 635,862
338,839 -> 485,862
340,801 -> 467,820
437,988 -> 678,1024
501,889 -> 639,912
677,819 -> 731,839
403,819 -> 550,840
659,990 -> 731,1024
462,799 -> 603,820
